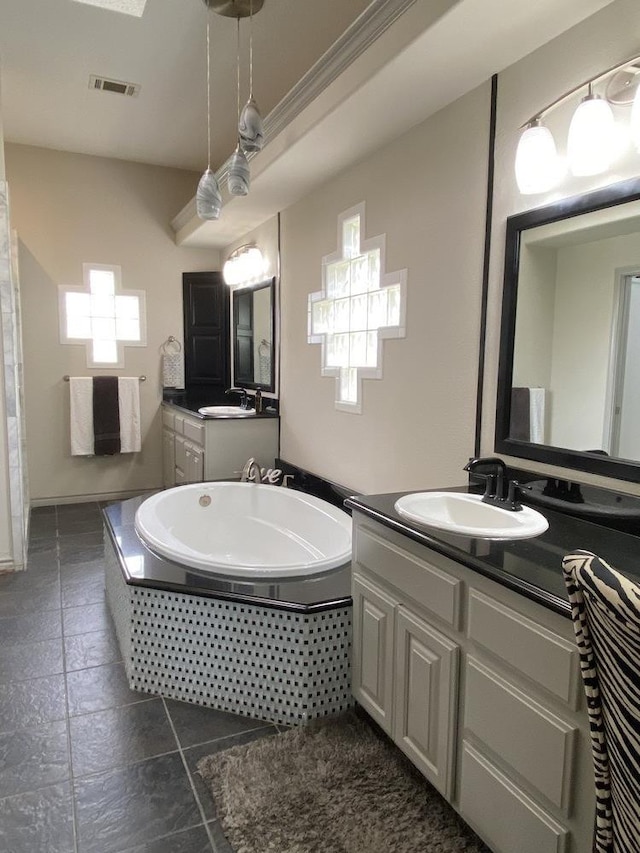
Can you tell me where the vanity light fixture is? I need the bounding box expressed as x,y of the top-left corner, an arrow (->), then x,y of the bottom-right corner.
223,244 -> 265,286
515,53 -> 640,194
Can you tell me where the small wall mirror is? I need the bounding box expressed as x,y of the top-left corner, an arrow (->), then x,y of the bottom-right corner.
232,277 -> 276,392
495,177 -> 640,483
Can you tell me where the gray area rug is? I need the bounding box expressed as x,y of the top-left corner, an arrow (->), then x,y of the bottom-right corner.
197,710 -> 491,853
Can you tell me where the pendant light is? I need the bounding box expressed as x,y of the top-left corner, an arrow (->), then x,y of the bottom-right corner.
238,0 -> 264,152
228,17 -> 250,196
567,85 -> 617,177
196,2 -> 222,220
515,119 -> 561,194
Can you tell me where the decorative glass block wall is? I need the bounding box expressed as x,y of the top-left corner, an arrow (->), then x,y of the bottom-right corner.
308,203 -> 406,413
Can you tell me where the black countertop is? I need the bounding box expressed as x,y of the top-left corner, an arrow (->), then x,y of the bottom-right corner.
345,487 -> 640,619
162,391 -> 279,420
103,495 -> 350,614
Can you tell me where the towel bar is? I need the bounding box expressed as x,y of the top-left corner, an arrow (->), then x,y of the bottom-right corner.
64,375 -> 146,382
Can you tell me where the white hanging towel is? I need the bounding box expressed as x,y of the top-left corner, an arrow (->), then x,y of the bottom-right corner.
69,377 -> 141,455
118,377 -> 141,453
69,377 -> 94,456
529,388 -> 546,444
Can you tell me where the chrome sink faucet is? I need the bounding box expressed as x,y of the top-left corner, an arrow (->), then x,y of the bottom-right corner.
225,387 -> 249,409
463,457 -> 527,511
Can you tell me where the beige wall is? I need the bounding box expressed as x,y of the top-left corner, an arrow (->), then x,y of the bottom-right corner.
5,144 -> 219,503
483,0 -> 640,494
279,85 -> 490,495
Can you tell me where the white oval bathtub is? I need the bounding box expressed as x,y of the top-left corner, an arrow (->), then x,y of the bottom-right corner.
134,482 -> 352,579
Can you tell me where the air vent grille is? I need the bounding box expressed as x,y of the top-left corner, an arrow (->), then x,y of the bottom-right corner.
89,75 -> 141,97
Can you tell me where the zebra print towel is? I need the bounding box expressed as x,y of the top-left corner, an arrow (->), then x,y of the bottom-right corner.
562,550 -> 640,853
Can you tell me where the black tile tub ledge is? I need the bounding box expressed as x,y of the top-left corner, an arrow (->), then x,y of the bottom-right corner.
103,496 -> 351,613
345,484 -> 640,619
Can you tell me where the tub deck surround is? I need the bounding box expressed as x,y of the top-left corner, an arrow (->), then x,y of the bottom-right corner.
345,486 -> 640,618
103,496 -> 353,726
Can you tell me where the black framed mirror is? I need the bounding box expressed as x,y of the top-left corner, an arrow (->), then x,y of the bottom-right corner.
232,277 -> 276,392
495,177 -> 640,483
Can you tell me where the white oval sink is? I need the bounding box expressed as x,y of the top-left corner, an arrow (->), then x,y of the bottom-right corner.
394,491 -> 548,539
198,405 -> 255,417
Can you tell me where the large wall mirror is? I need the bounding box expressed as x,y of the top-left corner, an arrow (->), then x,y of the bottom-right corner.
495,177 -> 640,483
232,277 -> 276,392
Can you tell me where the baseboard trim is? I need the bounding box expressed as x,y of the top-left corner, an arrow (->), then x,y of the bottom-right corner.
30,488 -> 156,508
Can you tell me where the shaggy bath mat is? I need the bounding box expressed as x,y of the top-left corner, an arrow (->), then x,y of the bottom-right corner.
197,711 -> 490,853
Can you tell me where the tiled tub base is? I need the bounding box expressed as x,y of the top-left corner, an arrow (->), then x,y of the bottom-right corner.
105,537 -> 353,726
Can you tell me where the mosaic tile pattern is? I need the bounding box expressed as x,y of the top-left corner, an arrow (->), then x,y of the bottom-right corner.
105,535 -> 353,725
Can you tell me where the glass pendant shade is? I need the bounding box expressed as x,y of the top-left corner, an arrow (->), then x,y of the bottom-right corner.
631,82 -> 640,151
196,168 -> 222,220
515,121 -> 561,194
567,94 -> 616,177
239,96 -> 264,152
228,143 -> 250,196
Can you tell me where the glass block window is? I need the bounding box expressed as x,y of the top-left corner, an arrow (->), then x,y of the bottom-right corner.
308,203 -> 406,413
59,264 -> 146,367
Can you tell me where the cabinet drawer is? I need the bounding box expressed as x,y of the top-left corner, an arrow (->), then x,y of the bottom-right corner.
173,414 -> 185,435
161,408 -> 176,431
464,657 -> 576,811
183,419 -> 204,446
468,590 -> 580,707
355,526 -> 461,628
459,741 -> 568,853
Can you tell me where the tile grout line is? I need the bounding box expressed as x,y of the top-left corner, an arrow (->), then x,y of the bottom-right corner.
161,695 -> 220,853
56,509 -> 81,853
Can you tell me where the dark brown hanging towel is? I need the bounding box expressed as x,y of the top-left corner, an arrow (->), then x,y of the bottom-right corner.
93,376 -> 121,455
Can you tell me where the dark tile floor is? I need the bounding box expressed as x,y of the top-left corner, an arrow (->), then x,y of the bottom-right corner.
0,501 -> 279,853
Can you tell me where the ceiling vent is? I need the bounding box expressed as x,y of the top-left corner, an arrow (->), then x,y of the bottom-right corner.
89,75 -> 141,97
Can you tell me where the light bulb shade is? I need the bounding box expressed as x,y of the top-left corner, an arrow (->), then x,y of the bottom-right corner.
515,122 -> 561,194
239,97 -> 265,152
567,95 -> 616,177
631,82 -> 640,152
223,244 -> 265,286
196,169 -> 222,220
228,145 -> 250,196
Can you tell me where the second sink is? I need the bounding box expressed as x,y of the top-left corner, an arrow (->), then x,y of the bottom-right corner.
394,491 -> 549,539
198,405 -> 256,417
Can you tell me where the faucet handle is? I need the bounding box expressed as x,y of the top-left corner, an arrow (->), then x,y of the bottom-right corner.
506,479 -> 531,511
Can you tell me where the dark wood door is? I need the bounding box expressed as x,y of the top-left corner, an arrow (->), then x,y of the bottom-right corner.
183,271 -> 230,390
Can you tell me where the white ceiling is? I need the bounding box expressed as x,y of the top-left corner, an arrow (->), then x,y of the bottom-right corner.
0,0 -> 617,247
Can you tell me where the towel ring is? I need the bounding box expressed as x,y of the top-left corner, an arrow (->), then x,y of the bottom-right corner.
161,336 -> 182,355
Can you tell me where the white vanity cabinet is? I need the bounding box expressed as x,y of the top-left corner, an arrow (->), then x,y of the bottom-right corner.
351,512 -> 595,853
161,404 -> 279,486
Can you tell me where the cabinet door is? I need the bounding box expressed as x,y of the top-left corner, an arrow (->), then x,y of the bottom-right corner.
352,573 -> 397,734
186,444 -> 204,483
162,429 -> 175,489
394,606 -> 459,799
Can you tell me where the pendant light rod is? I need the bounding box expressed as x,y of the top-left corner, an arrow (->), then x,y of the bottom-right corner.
521,51 -> 640,128
205,3 -> 212,169
236,16 -> 241,127
249,0 -> 254,98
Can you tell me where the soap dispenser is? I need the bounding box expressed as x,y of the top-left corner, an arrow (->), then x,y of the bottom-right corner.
254,389 -> 262,414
